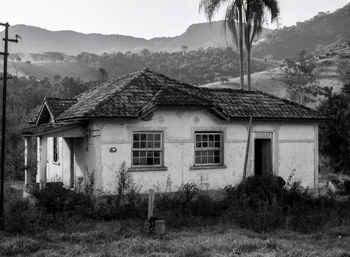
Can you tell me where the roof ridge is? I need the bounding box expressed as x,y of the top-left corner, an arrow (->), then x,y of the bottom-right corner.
45,97 -> 76,101
84,70 -> 144,117
136,72 -> 173,116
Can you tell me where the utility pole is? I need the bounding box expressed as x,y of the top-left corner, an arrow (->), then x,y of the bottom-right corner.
0,22 -> 19,230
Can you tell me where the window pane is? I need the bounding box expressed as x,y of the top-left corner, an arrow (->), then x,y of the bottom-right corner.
154,158 -> 160,165
133,151 -> 139,157
147,141 -> 153,148
215,141 -> 221,147
140,158 -> 147,165
209,134 -> 214,141
140,151 -> 146,158
140,141 -> 146,148
133,157 -> 140,165
154,141 -> 161,148
155,134 -> 161,141
214,156 -> 220,163
154,151 -> 160,157
133,134 -> 139,141
141,134 -> 146,140
215,134 -> 220,141
133,142 -> 139,148
147,157 -> 153,165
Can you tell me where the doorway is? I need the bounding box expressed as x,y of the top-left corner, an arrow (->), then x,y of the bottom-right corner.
254,139 -> 272,177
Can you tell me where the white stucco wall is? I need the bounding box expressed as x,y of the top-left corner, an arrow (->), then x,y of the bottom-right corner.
45,136 -> 85,188
40,106 -> 319,193
83,107 -> 318,193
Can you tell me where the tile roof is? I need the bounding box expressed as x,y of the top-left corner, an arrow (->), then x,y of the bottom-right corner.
22,120 -> 85,136
26,68 -> 324,133
45,98 -> 77,118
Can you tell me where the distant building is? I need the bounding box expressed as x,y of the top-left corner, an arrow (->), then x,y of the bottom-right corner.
23,69 -> 323,194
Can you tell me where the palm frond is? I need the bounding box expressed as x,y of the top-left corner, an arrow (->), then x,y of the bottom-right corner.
199,0 -> 229,22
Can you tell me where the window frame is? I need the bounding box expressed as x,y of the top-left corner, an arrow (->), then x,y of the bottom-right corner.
193,131 -> 224,167
131,131 -> 164,168
53,137 -> 60,163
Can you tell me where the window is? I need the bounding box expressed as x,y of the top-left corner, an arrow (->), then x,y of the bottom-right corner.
53,137 -> 59,162
132,132 -> 163,167
194,132 -> 223,166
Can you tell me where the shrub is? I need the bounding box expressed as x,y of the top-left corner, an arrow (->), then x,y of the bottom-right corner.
5,198 -> 45,233
31,183 -> 91,215
91,162 -> 145,220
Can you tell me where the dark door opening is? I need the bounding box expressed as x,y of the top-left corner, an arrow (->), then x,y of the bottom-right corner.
254,139 -> 272,177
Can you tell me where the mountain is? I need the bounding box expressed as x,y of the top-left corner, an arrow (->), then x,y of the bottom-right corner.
6,22 -> 273,55
254,3 -> 350,59
202,38 -> 350,98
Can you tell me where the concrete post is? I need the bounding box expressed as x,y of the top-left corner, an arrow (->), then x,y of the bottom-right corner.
37,136 -> 47,189
148,189 -> 155,219
24,137 -> 31,186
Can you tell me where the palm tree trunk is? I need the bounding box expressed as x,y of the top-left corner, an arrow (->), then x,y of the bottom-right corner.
247,45 -> 251,91
238,5 -> 244,90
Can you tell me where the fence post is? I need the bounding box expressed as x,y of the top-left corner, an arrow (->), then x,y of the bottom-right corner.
148,189 -> 155,220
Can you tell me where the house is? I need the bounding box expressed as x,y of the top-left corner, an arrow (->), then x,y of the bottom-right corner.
22,69 -> 323,194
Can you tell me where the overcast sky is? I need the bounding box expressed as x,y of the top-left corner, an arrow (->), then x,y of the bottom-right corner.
0,0 -> 349,39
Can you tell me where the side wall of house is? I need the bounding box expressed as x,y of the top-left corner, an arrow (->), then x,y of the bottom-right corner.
83,107 -> 318,194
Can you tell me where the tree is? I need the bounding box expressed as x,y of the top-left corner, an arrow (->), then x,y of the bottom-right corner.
281,51 -> 326,106
181,45 -> 189,54
98,68 -> 109,83
244,0 -> 279,90
319,82 -> 350,174
200,0 -> 245,89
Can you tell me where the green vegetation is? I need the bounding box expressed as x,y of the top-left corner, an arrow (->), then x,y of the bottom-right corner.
319,76 -> 350,174
77,47 -> 269,85
2,175 -> 350,256
1,221 -> 350,257
281,51 -> 330,105
254,3 -> 350,59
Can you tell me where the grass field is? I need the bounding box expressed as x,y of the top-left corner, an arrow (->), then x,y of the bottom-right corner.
1,219 -> 350,257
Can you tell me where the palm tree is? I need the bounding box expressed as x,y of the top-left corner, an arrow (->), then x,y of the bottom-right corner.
244,0 -> 279,90
200,0 -> 245,89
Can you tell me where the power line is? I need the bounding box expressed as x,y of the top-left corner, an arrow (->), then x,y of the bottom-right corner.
0,22 -> 19,230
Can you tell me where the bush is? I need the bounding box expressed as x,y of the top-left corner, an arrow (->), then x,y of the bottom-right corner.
5,198 -> 45,233
31,183 -> 91,215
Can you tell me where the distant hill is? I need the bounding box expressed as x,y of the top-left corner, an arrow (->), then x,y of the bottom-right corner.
254,3 -> 350,59
7,48 -> 272,84
202,38 -> 350,98
6,22 -> 273,55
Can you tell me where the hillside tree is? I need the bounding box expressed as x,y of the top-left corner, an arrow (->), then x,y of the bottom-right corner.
281,51 -> 326,105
